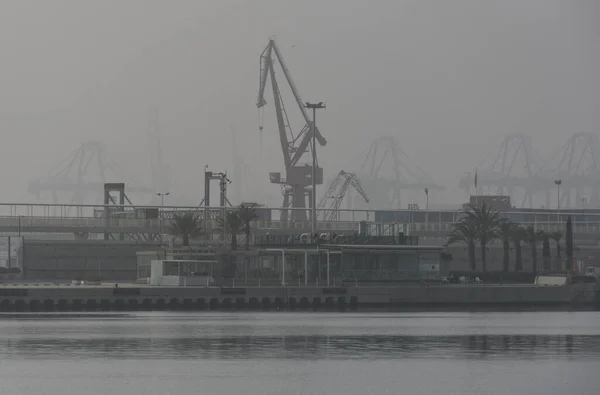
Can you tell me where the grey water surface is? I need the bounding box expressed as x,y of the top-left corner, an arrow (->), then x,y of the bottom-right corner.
0,312 -> 598,395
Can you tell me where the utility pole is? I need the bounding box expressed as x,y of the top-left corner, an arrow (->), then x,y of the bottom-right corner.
156,192 -> 170,244
304,102 -> 326,238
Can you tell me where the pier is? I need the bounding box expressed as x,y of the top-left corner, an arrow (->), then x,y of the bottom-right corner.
0,283 -> 596,312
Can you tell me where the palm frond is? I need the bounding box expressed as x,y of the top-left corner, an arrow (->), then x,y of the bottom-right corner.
166,212 -> 203,245
237,204 -> 258,232
548,230 -> 563,242
447,219 -> 478,245
217,211 -> 245,235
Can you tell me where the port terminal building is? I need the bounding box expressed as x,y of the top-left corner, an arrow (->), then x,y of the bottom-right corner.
135,235 -> 445,288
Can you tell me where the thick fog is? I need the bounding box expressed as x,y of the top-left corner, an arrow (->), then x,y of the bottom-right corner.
1,0 -> 598,209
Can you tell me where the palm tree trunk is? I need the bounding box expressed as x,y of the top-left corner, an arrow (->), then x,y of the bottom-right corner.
231,234 -> 237,251
555,241 -> 560,269
468,242 -> 476,271
531,246 -> 538,274
502,239 -> 510,272
183,235 -> 189,247
245,230 -> 250,250
480,238 -> 487,272
515,243 -> 522,271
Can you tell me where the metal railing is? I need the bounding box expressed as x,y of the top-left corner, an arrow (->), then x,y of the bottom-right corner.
0,203 -> 598,234
409,221 -> 600,234
0,216 -> 597,236
0,216 -> 360,233
2,202 -> 599,222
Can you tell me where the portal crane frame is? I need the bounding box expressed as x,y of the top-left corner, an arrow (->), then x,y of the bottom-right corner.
256,38 -> 327,222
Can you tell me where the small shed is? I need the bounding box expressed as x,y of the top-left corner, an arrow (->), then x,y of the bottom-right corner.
149,259 -> 217,286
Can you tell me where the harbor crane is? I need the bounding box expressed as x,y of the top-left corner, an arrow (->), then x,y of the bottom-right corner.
359,136 -> 444,209
256,38 -> 327,222
317,171 -> 369,222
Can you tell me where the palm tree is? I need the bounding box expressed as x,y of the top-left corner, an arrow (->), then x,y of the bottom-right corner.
166,212 -> 203,246
463,203 -> 502,272
565,216 -> 573,272
498,221 -> 513,273
523,226 -> 544,274
549,231 -> 563,271
237,204 -> 258,250
447,219 -> 478,271
217,211 -> 245,250
510,226 -> 525,272
542,233 -> 551,272
549,231 -> 562,257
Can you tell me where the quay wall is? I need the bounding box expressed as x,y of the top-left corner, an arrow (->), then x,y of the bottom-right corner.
0,284 -> 596,312
20,240 -> 159,281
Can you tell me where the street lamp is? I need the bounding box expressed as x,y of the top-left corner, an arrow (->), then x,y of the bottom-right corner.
304,101 -> 326,238
554,180 -> 561,227
156,192 -> 170,207
156,192 -> 170,244
424,188 -> 429,228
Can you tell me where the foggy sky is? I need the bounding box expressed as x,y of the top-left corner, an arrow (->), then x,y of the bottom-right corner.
1,0 -> 599,208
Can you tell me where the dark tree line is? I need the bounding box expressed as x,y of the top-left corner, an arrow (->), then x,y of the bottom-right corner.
447,203 -> 574,273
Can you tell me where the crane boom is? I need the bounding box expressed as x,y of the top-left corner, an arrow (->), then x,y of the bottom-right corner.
268,59 -> 292,169
256,38 -> 327,166
256,44 -> 272,108
269,40 -> 327,146
318,171 -> 369,221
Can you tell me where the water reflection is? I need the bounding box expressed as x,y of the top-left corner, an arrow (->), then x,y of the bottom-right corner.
3,334 -> 598,361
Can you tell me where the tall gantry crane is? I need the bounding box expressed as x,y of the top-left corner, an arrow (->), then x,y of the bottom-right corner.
317,171 -> 369,221
358,136 -> 444,209
256,38 -> 327,221
459,132 -> 600,209
28,112 -> 169,209
27,141 -> 152,209
458,134 -> 544,208
545,132 -> 600,208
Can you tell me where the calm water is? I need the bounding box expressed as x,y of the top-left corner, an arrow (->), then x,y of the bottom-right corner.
0,312 -> 598,394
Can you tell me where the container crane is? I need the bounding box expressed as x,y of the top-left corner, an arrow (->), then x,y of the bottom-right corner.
256,38 -> 327,222
317,171 -> 369,222
359,136 -> 445,209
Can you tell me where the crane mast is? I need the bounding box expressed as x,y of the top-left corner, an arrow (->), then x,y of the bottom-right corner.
256,38 -> 327,222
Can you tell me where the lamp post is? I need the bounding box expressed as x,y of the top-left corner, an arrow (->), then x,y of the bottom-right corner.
156,192 -> 170,244
424,188 -> 429,228
304,101 -> 326,238
554,180 -> 561,227
204,165 -> 209,243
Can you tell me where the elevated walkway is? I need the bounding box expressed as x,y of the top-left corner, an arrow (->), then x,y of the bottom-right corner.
0,203 -> 600,238
0,216 -> 359,235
